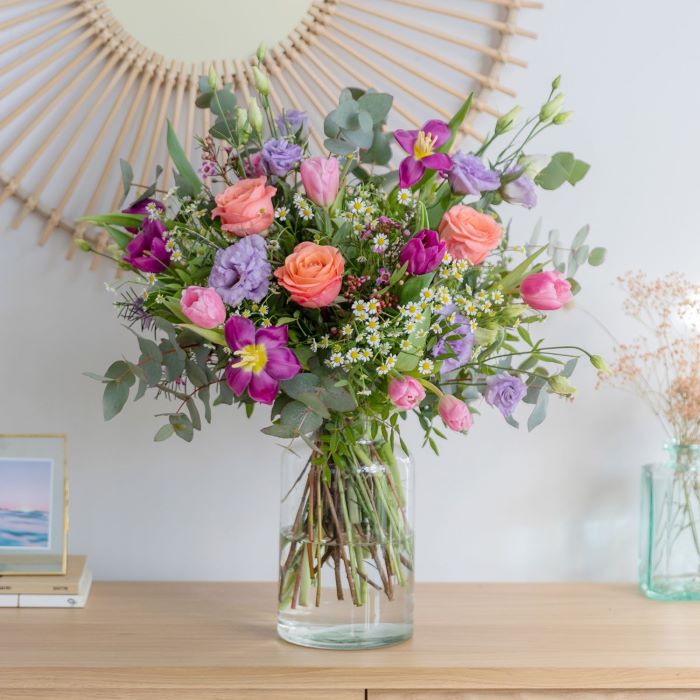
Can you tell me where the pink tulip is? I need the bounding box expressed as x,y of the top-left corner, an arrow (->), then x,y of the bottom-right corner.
300,156 -> 340,207
520,270 -> 573,311
181,286 -> 226,329
438,395 -> 472,432
388,376 -> 426,410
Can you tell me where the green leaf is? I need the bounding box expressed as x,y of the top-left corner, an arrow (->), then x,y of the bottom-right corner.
185,358 -> 208,387
527,386 -> 549,432
535,152 -> 575,190
443,93 -> 473,153
154,424 -> 175,442
80,213 -> 144,228
500,246 -> 546,290
357,92 -> 393,123
517,326 -> 533,346
322,386 -> 356,413
177,324 -> 225,345
296,392 -> 331,419
103,224 -> 132,250
388,260 -> 409,288
568,159 -> 590,185
324,138 -> 356,156
119,159 -> 133,205
169,413 -> 194,442
103,381 -> 130,421
159,339 -> 186,381
166,120 -> 201,197
588,247 -> 607,266
280,400 -> 323,435
261,424 -> 297,439
281,373 -> 321,400
394,351 -> 419,372
186,399 -> 202,431
399,271 -> 434,304
572,224 -> 590,249
138,336 -> 162,364
209,88 -> 237,119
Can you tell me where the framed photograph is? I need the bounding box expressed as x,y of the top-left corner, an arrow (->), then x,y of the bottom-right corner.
0,435 -> 68,575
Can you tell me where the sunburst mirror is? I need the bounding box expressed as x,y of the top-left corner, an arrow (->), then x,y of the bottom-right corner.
0,0 -> 540,268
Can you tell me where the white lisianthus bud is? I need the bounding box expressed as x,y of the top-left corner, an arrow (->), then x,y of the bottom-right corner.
548,374 -> 577,397
252,66 -> 269,96
207,65 -> 218,91
518,154 -> 551,178
551,74 -> 561,90
539,93 -> 565,122
256,43 -> 266,63
590,355 -> 611,374
495,105 -> 522,134
74,238 -> 92,252
247,98 -> 263,133
235,107 -> 249,131
553,110 -> 573,125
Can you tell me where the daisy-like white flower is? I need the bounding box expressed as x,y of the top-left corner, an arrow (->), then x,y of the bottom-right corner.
413,311 -> 425,323
353,300 -> 368,314
261,318 -> 272,328
372,233 -> 389,254
404,321 -> 417,333
242,309 -> 252,318
399,338 -> 412,351
171,250 -> 183,262
366,332 -> 381,347
455,259 -> 469,273
165,239 -> 177,252
455,294 -> 468,307
366,318 -> 380,332
359,348 -> 372,361
403,301 -> 421,317
420,288 -> 435,302
328,352 -> 344,368
476,290 -> 489,301
141,289 -> 150,300
418,358 -> 434,374
385,354 -> 397,370
430,322 -> 442,334
355,310 -> 369,322
259,304 -> 269,316
365,204 -> 376,217
318,335 -> 330,349
442,251 -> 453,266
464,301 -> 478,315
366,298 -> 381,315
353,222 -> 365,235
346,347 -> 362,363
145,202 -> 161,221
155,293 -> 165,304
482,300 -> 493,312
275,207 -> 289,221
146,272 -> 157,285
397,188 -> 413,205
439,267 -> 451,280
416,329 -> 428,339
341,324 -> 353,337
437,287 -> 452,305
293,193 -> 304,206
492,290 -> 505,304
469,319 -> 478,332
298,205 -> 314,221
349,197 -> 366,215
377,362 -> 390,376
341,211 -> 354,222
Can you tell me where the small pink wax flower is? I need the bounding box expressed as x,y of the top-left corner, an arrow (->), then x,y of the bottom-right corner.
520,270 -> 573,311
180,286 -> 226,329
388,376 -> 426,410
300,156 -> 340,207
438,395 -> 472,432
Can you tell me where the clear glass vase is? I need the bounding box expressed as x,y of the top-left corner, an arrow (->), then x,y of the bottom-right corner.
641,444 -> 700,600
277,426 -> 414,649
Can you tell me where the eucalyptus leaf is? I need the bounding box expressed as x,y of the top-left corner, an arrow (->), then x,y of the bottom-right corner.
588,247 -> 607,266
527,387 -> 549,432
154,424 -> 175,442
169,413 -> 194,442
103,381 -> 130,421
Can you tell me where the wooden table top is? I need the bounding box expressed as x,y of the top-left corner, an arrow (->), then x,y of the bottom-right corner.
2,582 -> 700,691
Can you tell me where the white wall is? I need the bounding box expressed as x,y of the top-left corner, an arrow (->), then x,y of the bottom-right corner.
2,0 -> 699,582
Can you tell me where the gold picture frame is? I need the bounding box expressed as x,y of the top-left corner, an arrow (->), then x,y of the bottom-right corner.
0,434 -> 68,576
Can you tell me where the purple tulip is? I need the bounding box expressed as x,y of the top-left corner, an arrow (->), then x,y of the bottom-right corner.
448,152 -> 500,196
399,229 -> 446,275
394,119 -> 453,188
122,198 -> 164,233
224,316 -> 301,405
122,218 -> 171,273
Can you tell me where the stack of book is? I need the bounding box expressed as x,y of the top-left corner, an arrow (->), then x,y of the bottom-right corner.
0,555 -> 92,608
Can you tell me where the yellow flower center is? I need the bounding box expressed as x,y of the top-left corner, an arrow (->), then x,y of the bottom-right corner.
413,130 -> 438,160
233,343 -> 267,374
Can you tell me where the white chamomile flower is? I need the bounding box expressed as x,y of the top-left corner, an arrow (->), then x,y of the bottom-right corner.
385,354 -> 397,369
413,312 -> 425,323
146,273 -> 157,285
341,324 -> 353,337
141,289 -> 150,300
465,301 -> 478,315
275,207 -> 289,221
366,332 -> 381,347
251,304 -> 260,312
365,204 -> 376,217
259,304 -> 269,316
482,300 -> 493,312
420,300 -> 429,311
346,347 -> 362,363
430,322 -> 442,334
416,330 -> 427,339
165,239 -> 177,252
400,338 -> 412,351
470,320 -> 478,332
377,363 -> 390,376
492,290 -> 504,304
442,252 -> 453,266
418,358 -> 434,375
298,205 -> 314,221
366,318 -> 380,332
420,288 -> 435,302
349,197 -> 366,215
353,300 -> 368,314
372,233 -> 388,250
155,293 -> 165,304
145,202 -> 161,221
404,321 -> 416,333
359,348 -> 372,361
242,309 -> 252,318
437,287 -> 452,305
397,188 -> 413,205
353,222 -> 365,234
341,211 -> 354,222
455,294 -> 468,307
171,250 -> 183,262
455,259 -> 469,273
451,266 -> 463,280
476,290 -> 489,301
319,335 -> 330,349
355,310 -> 369,322
293,193 -> 304,205
328,352 -> 344,368
366,298 -> 381,315
403,301 -> 421,317
261,318 -> 272,327
439,267 -> 451,280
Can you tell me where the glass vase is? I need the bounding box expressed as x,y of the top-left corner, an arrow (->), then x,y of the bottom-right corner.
277,426 -> 414,649
641,444 -> 700,600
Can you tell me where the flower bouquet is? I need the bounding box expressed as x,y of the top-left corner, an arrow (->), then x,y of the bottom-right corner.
84,53 -> 605,647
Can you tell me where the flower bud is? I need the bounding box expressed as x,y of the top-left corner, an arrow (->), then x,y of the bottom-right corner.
495,105 -> 522,134
553,110 -> 573,125
247,99 -> 263,133
548,374 -> 577,397
207,64 -> 218,91
590,354 -> 611,374
539,93 -> 565,122
252,66 -> 269,96
518,153 -> 551,178
551,74 -> 561,90
256,43 -> 266,63
74,238 -> 92,252
235,107 -> 249,131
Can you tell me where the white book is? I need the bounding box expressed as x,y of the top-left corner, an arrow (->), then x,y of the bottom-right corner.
0,594 -> 18,608
19,569 -> 92,608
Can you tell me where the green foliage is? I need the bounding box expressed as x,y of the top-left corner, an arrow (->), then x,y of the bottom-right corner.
166,121 -> 202,198
535,152 -> 590,190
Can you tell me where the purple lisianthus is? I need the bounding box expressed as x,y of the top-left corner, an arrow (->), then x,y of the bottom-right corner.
399,229 -> 446,275
122,218 -> 171,273
432,311 -> 475,374
208,235 -> 271,306
261,138 -> 303,177
502,167 -> 537,209
275,109 -> 308,137
448,152 -> 500,196
485,373 -> 527,417
225,316 -> 301,405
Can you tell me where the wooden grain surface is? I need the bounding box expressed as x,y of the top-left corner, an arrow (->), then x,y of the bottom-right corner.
2,582 -> 700,691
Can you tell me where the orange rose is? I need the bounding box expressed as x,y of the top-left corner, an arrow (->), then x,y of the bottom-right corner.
274,242 -> 344,308
438,204 -> 502,265
212,177 -> 276,237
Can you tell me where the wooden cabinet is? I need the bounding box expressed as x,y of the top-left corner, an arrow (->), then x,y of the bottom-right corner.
2,582 -> 700,699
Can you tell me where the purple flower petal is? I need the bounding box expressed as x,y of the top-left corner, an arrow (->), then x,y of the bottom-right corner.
248,370 -> 279,405
225,365 -> 251,396
399,156 -> 425,188
394,129 -> 418,154
265,347 -> 302,381
256,325 -> 289,349
421,152 -> 453,172
421,119 -> 451,147
224,316 -> 255,350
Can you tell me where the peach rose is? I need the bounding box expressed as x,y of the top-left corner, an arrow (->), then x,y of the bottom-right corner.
438,204 -> 502,265
274,241 -> 344,308
212,177 -> 276,237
